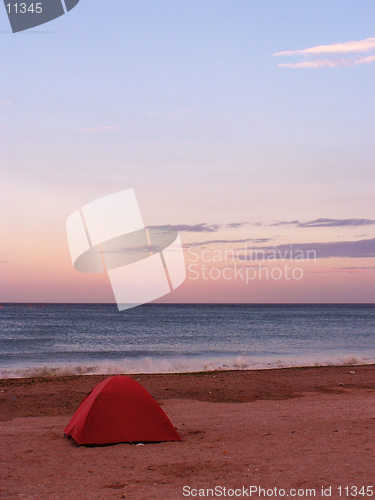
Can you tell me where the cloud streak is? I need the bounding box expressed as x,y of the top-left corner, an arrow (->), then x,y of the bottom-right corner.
273,37 -> 375,57
165,218 -> 375,233
273,37 -> 375,69
184,237 -> 374,259
184,237 -> 272,248
278,55 -> 375,69
270,218 -> 375,228
238,238 -> 375,260
160,222 -> 248,233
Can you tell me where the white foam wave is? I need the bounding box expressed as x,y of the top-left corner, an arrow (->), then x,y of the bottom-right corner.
1,354 -> 375,379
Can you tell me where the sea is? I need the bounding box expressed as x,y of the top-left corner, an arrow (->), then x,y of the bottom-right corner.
0,303 -> 374,379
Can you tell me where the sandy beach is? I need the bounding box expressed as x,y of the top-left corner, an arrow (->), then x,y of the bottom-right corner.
1,365 -> 374,500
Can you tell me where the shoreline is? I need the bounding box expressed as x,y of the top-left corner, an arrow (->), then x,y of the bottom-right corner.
1,361 -> 375,379
1,364 -> 375,421
2,354 -> 374,380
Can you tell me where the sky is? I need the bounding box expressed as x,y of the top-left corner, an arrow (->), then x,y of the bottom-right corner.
1,0 -> 374,304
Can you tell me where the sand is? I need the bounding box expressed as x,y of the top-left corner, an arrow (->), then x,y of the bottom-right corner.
1,366 -> 375,500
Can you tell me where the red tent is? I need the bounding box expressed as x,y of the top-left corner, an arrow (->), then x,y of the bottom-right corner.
64,375 -> 181,445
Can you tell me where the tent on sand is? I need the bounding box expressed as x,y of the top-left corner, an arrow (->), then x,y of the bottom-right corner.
64,375 -> 181,445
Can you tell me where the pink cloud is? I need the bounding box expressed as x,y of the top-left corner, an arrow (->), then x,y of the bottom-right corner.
278,55 -> 375,68
273,37 -> 375,57
273,37 -> 375,69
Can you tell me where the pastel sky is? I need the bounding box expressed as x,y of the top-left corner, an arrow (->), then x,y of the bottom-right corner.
1,0 -> 374,303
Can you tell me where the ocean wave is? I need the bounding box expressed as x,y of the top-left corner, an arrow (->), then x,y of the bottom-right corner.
1,354 -> 374,379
